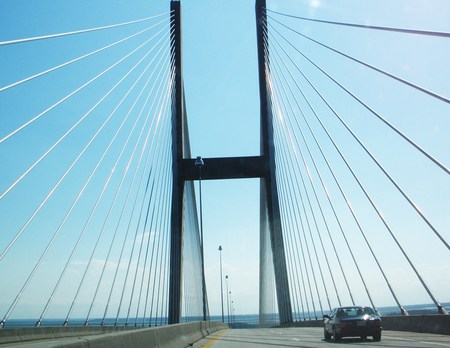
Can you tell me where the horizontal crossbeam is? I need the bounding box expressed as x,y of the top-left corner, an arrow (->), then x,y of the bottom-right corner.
182,156 -> 268,181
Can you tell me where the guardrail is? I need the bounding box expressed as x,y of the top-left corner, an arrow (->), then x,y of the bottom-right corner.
0,321 -> 228,347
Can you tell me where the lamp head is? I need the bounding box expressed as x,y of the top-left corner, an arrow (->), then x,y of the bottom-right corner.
195,156 -> 204,166
219,245 -> 222,251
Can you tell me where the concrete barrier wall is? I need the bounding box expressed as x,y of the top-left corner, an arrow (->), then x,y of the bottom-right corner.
381,315 -> 450,335
0,321 -> 228,347
0,326 -> 135,345
287,315 -> 450,335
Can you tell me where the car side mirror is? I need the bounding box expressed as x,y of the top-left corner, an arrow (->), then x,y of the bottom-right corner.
323,315 -> 330,319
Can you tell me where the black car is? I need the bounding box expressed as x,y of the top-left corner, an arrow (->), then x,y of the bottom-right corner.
323,306 -> 382,342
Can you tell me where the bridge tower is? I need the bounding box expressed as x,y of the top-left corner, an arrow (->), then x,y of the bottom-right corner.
168,0 -> 293,325
255,0 -> 293,325
168,0 -> 185,325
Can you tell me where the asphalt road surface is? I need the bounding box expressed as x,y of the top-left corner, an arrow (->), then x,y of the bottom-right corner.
192,327 -> 450,348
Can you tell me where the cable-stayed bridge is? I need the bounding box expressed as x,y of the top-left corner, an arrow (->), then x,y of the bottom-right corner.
0,0 -> 449,339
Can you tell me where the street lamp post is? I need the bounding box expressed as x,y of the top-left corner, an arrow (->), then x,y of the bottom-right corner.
225,275 -> 230,325
231,300 -> 235,327
195,156 -> 207,321
219,246 -> 224,323
229,292 -> 232,328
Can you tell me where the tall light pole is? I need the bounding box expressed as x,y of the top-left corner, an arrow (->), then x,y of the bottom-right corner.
225,275 -> 230,325
195,156 -> 207,321
229,292 -> 232,328
231,300 -> 235,327
219,246 -> 224,323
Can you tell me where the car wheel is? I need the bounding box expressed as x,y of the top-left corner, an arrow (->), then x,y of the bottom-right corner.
333,327 -> 341,342
373,332 -> 381,342
324,328 -> 331,341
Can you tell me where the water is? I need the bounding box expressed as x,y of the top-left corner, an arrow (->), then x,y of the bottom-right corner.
3,302 -> 449,329
377,302 -> 450,316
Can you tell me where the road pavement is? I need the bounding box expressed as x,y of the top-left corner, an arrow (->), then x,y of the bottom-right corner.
192,327 -> 450,348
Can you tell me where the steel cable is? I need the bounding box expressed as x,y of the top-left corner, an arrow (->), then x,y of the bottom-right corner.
269,21 -> 449,250
267,9 -> 450,38
0,12 -> 171,46
37,42 -> 171,326
266,15 -> 447,312
0,32 -> 173,328
0,29 -> 171,262
267,18 -> 450,175
0,18 -> 169,93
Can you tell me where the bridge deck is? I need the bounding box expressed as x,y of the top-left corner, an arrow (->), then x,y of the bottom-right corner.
193,328 -> 450,348
1,326 -> 449,347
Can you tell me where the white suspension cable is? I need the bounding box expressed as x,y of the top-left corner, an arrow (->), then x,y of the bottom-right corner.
36,44 -> 171,326
110,59 -> 173,325
0,25 -> 170,202
0,34 -> 170,261
98,59 -> 174,326
125,57 -> 176,325
0,23 -> 169,145
82,49 -> 172,326
0,18 -> 168,92
0,37 -> 172,325
0,12 -> 170,46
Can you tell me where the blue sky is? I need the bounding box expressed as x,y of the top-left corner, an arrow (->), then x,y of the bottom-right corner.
182,0 -> 450,316
1,0 -> 449,320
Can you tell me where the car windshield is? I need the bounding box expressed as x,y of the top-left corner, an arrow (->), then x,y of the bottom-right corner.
336,307 -> 374,317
